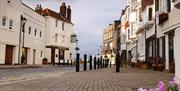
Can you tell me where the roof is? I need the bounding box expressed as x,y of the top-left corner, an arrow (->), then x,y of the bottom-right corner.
43,8 -> 74,25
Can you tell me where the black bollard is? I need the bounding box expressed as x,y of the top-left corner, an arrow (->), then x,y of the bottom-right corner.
89,55 -> 92,70
100,57 -> 103,68
67,59 -> 69,66
107,59 -> 109,68
71,59 -> 73,66
110,61 -> 112,68
105,59 -> 107,68
63,59 -> 65,66
94,57 -> 96,70
76,53 -> 80,72
97,58 -> 100,69
102,59 -> 105,68
84,54 -> 87,71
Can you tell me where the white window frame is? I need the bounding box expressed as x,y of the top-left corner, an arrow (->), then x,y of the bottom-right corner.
2,16 -> 7,27
9,19 -> 13,30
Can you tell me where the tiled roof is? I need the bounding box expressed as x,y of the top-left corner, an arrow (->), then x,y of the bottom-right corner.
42,8 -> 73,24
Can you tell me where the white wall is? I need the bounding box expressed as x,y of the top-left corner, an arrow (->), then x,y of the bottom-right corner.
21,3 -> 46,65
45,16 -> 74,62
174,27 -> 180,84
137,31 -> 146,61
0,0 -> 21,64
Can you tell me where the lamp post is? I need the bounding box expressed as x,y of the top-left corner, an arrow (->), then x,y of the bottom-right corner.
71,33 -> 80,72
18,15 -> 27,64
115,21 -> 121,72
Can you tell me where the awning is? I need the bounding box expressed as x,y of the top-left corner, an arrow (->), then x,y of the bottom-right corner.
46,44 -> 69,50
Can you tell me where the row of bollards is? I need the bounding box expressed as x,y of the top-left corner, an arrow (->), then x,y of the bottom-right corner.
76,53 -> 111,72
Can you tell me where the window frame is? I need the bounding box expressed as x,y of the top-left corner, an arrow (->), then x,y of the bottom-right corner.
2,16 -> 7,27
9,19 -> 13,30
34,29 -> 37,36
62,22 -> 64,31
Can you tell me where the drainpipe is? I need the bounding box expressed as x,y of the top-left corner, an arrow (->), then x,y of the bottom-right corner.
18,15 -> 23,64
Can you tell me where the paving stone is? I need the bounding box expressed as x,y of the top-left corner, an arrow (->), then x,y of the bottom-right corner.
0,67 -> 174,91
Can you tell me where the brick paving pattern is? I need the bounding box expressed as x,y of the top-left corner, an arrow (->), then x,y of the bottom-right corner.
0,67 -> 174,91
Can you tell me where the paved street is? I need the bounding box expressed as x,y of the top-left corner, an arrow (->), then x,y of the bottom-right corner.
0,66 -> 174,91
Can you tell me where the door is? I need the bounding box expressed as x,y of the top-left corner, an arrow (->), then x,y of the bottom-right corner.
33,49 -> 36,65
169,31 -> 174,64
51,48 -> 55,65
5,45 -> 14,65
23,48 -> 28,64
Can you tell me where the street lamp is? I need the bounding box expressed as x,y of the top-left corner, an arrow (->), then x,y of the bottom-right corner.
71,33 -> 80,72
18,15 -> 27,64
115,20 -> 121,72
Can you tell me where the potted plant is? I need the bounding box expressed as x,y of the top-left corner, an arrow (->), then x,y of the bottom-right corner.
42,58 -> 48,64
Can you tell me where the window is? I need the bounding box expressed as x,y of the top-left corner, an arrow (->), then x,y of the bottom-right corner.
29,27 -> 31,34
128,29 -> 130,39
40,51 -> 43,57
157,0 -> 171,13
139,8 -> 142,22
148,8 -> 152,21
2,16 -> 7,27
9,19 -> 13,29
40,31 -> 42,38
34,29 -> 37,36
55,34 -> 58,43
155,0 -> 159,12
62,35 -> 65,42
55,19 -> 58,27
62,23 -> 64,30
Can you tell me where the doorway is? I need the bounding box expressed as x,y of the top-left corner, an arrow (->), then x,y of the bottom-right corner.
5,45 -> 14,65
33,49 -> 36,65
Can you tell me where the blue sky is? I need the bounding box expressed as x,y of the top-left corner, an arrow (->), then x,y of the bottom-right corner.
22,0 -> 126,56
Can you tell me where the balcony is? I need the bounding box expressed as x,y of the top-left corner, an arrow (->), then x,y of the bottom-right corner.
173,0 -> 180,9
135,22 -> 143,34
143,21 -> 154,29
158,12 -> 168,24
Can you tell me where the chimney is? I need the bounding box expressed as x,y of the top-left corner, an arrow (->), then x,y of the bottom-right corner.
35,4 -> 43,15
67,5 -> 71,21
60,2 -> 67,18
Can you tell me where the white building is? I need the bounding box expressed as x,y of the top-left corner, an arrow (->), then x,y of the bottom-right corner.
35,3 -> 74,65
21,3 -> 46,65
0,0 -> 21,65
0,0 -> 74,65
155,0 -> 180,84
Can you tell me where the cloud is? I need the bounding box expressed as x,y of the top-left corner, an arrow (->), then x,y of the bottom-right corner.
22,0 -> 126,56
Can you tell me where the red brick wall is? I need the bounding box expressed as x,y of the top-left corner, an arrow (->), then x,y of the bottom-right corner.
141,0 -> 154,12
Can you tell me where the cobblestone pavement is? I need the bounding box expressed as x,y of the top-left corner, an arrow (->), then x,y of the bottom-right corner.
0,65 -> 76,85
0,67 -> 174,91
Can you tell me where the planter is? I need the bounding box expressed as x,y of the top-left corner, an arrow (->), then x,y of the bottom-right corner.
152,64 -> 158,71
156,64 -> 164,72
42,58 -> 48,64
141,64 -> 148,69
169,66 -> 175,73
136,63 -> 141,68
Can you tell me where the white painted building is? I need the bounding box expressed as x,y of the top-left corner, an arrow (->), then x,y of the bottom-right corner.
21,3 -> 46,65
155,0 -> 180,84
37,3 -> 74,65
0,0 -> 21,65
0,0 -> 74,65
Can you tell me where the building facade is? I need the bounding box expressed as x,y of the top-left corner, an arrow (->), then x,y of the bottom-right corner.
102,24 -> 116,64
0,0 -> 21,65
0,0 -> 75,65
